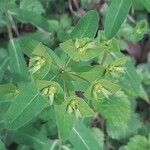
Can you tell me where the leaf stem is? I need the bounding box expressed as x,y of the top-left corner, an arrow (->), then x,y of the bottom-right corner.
69,72 -> 91,84
63,57 -> 72,69
63,78 -> 70,98
100,51 -> 107,66
5,11 -> 13,40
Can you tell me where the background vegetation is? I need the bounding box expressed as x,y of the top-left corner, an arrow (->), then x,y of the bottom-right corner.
0,0 -> 150,150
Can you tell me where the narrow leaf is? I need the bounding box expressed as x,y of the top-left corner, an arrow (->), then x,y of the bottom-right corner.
8,39 -> 30,82
70,10 -> 99,39
104,0 -> 132,39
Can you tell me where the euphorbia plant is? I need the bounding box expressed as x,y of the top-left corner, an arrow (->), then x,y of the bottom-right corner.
0,0 -> 150,149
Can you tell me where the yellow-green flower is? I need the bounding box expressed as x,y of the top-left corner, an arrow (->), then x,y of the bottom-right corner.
29,55 -> 46,74
93,82 -> 111,99
41,85 -> 57,105
66,99 -> 82,118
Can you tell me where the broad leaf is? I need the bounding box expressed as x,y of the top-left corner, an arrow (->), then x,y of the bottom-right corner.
36,80 -> 64,105
69,120 -> 104,150
0,140 -> 6,150
9,8 -> 58,33
18,37 -> 64,68
55,96 -> 94,140
55,104 -> 74,140
119,20 -> 148,42
125,135 -> 150,150
29,43 -> 52,79
60,38 -> 104,62
85,79 -> 120,100
121,59 -> 148,101
95,92 -> 131,127
20,0 -> 44,15
0,57 -> 9,82
104,0 -> 132,39
4,82 -> 48,129
107,113 -> 142,139
142,0 -> 150,12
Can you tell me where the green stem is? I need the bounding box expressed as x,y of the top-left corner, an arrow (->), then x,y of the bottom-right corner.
70,72 -> 91,84
63,57 -> 72,69
5,11 -> 13,40
100,51 -> 107,66
7,10 -> 19,36
63,78 -> 70,98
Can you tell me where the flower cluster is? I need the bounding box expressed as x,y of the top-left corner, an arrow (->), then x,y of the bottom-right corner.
41,85 -> 57,105
29,55 -> 46,74
66,99 -> 82,118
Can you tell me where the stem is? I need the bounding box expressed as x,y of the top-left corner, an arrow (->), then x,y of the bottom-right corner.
100,51 -> 107,66
70,72 -> 91,84
51,61 -> 60,69
50,72 -> 60,81
5,11 -> 13,40
63,79 -> 70,98
63,57 -> 72,69
127,15 -> 136,25
7,10 -> 19,36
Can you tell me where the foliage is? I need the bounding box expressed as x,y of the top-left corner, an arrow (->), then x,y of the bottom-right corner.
0,0 -> 149,150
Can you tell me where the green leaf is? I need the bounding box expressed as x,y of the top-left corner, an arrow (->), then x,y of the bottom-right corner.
18,37 -> 63,68
72,65 -> 105,83
104,0 -> 132,39
60,38 -> 104,62
55,96 -> 94,140
107,113 -> 142,139
0,48 -> 8,81
9,126 -> 45,146
29,43 -> 52,79
142,0 -> 150,12
119,20 -> 148,42
69,120 -> 104,150
95,92 -> 131,127
65,96 -> 94,118
8,39 -> 30,82
0,84 -> 17,125
131,19 -> 148,41
55,104 -> 74,140
9,8 -> 58,33
85,79 -> 120,100
0,140 -> 6,150
4,82 -> 48,129
20,0 -> 44,15
125,135 -> 150,150
70,10 -> 99,39
97,31 -> 120,52
0,57 -> 9,82
36,80 -> 64,105
121,59 -> 147,100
